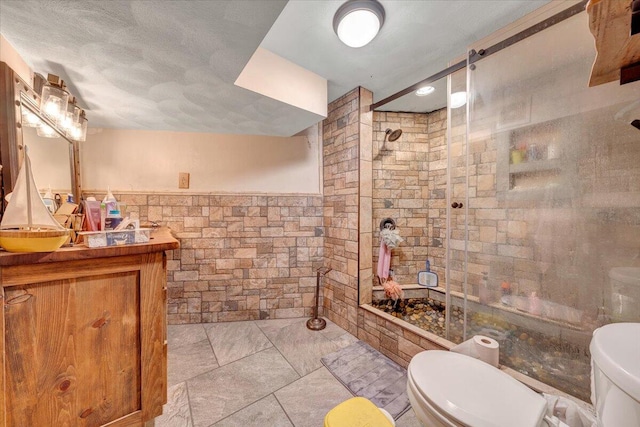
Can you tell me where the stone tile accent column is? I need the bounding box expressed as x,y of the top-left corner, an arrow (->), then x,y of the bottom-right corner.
322,88 -> 362,335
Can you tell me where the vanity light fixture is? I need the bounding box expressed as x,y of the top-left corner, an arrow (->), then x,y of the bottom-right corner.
33,73 -> 88,141
21,108 -> 41,128
40,74 -> 69,125
66,109 -> 87,142
333,0 -> 385,48
59,96 -> 81,133
450,91 -> 467,109
36,123 -> 61,139
416,86 -> 435,96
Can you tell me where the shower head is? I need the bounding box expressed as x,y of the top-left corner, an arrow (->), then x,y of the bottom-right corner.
384,128 -> 403,142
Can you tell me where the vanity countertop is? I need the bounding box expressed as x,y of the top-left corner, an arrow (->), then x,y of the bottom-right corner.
0,226 -> 179,267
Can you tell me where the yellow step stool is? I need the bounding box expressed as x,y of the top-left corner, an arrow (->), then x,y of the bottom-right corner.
324,397 -> 396,427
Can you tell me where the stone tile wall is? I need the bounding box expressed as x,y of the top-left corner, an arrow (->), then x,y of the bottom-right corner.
322,88 -> 448,367
87,192 -> 324,324
321,88 -> 361,336
357,308 -> 448,367
371,109 -> 447,288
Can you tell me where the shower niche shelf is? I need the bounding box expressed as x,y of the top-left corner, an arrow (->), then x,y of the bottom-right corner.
497,118 -> 576,201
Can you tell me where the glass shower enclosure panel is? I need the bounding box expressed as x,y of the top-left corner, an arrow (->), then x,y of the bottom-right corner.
445,67 -> 468,344
465,11 -> 640,401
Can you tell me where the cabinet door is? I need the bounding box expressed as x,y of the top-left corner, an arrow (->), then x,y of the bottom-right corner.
3,270 -> 141,426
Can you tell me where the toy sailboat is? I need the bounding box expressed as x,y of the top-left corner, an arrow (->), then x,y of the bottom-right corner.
0,148 -> 69,252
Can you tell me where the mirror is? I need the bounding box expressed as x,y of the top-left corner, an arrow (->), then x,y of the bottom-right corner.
20,97 -> 74,200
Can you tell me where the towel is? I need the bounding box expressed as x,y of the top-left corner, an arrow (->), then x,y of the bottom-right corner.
377,241 -> 391,280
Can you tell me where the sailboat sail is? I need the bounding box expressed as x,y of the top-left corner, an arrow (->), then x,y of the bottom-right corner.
1,149 -> 65,230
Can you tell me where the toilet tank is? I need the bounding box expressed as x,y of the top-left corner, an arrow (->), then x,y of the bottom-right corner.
590,323 -> 640,427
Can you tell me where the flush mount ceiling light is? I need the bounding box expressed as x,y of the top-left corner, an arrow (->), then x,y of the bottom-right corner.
450,91 -> 467,109
416,86 -> 435,96
333,0 -> 385,48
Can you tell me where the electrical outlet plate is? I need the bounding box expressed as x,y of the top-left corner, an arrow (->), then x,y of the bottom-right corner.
179,172 -> 190,189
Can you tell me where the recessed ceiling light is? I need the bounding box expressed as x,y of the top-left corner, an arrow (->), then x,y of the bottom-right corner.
450,91 -> 467,109
333,0 -> 385,48
416,86 -> 435,96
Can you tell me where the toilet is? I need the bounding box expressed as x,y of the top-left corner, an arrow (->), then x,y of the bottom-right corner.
407,323 -> 640,427
590,322 -> 640,427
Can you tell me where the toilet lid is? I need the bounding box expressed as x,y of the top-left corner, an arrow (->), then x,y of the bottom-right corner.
408,351 -> 547,427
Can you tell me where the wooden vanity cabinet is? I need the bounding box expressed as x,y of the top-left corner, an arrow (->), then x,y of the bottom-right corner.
0,229 -> 179,427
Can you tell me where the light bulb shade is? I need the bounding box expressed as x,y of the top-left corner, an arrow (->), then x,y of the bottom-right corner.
21,108 -> 42,128
450,91 -> 467,109
334,0 -> 385,48
40,84 -> 69,124
59,100 -> 81,132
67,112 -> 87,142
36,123 -> 61,138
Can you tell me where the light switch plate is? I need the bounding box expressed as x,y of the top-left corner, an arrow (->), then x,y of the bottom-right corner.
179,172 -> 190,189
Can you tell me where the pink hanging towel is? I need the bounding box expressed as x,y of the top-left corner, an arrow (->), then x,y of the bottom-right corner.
377,241 -> 391,281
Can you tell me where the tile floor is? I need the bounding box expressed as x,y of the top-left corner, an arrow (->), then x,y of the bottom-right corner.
156,317 -> 422,427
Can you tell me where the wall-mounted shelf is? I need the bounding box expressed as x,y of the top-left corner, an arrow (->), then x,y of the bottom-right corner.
509,158 -> 563,174
497,118 -> 577,200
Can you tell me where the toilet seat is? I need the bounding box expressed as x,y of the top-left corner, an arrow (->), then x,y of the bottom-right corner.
408,351 -> 547,427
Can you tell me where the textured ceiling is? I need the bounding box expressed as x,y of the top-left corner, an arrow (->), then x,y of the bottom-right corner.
1,0 -> 552,135
0,0 -> 324,136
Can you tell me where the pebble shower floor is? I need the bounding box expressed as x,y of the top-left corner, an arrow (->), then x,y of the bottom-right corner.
371,297 -> 591,401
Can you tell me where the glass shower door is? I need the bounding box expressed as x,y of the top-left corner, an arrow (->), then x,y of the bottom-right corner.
445,67 -> 469,344
464,10 -> 640,400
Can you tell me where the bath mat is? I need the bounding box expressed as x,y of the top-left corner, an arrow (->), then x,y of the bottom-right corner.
321,340 -> 411,420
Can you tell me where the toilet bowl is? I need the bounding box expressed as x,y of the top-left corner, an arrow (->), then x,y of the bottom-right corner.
407,350 -> 550,427
408,323 -> 640,427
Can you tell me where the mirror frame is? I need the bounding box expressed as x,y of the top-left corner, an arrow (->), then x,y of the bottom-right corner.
0,61 -> 82,215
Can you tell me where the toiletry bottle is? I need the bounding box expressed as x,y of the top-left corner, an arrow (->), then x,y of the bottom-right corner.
100,202 -> 106,231
104,210 -> 122,230
426,259 -> 431,272
500,281 -> 511,305
528,291 -> 541,315
479,272 -> 490,304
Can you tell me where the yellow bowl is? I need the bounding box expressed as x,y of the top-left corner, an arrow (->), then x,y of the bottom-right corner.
0,230 -> 70,252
